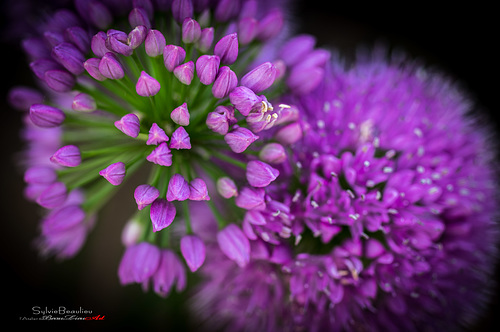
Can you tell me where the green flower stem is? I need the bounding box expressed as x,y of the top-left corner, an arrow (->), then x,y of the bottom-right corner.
62,128 -> 118,143
148,164 -> 163,187
75,82 -> 131,116
206,199 -> 226,229
63,113 -> 115,128
80,144 -> 146,158
210,149 -> 247,169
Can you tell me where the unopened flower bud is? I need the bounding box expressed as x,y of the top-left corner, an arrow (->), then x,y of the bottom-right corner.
36,181 -> 67,209
8,86 -> 44,111
171,0 -> 193,23
214,33 -> 238,65
196,27 -> 214,53
115,113 -> 140,138
91,31 -> 110,57
170,103 -> 190,126
259,143 -> 287,164
136,71 -> 161,97
30,59 -> 62,80
257,8 -> 284,41
72,93 -> 96,112
180,235 -> 206,272
196,55 -> 220,85
206,106 -> 234,135
169,127 -> 191,150
174,61 -> 194,85
99,52 -> 124,79
64,26 -> 90,53
189,178 -> 210,201
278,34 -> 316,66
238,17 -> 258,45
99,162 -> 126,186
246,160 -> 279,187
217,224 -> 250,267
212,66 -> 238,98
29,104 -> 65,128
216,177 -> 238,198
106,29 -> 133,56
241,62 -> 277,93
24,166 -> 57,184
128,25 -> 148,49
51,42 -> 85,75
134,184 -> 160,210
229,86 -> 260,116
44,69 -> 76,92
145,29 -> 166,57
224,126 -> 259,153
121,220 -> 143,247
182,18 -> 201,43
129,7 -> 151,29
147,123 -> 169,145
234,186 -> 266,210
167,174 -> 190,201
50,145 -> 82,167
84,58 -> 106,81
150,199 -> 176,232
163,45 -> 186,71
146,142 -> 173,166
274,122 -> 303,145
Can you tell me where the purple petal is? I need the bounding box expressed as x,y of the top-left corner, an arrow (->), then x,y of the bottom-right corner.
166,174 -> 190,201
170,103 -> 190,126
150,198 -> 176,232
189,178 -> 210,201
169,127 -> 191,150
50,145 -> 82,167
99,162 -> 126,186
146,142 -> 173,166
136,71 -> 161,97
134,184 -> 160,210
180,235 -> 206,272
147,123 -> 169,145
115,113 -> 140,138
246,160 -> 279,187
217,224 -> 250,267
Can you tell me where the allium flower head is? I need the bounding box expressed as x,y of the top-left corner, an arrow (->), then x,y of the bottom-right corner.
191,53 -> 500,331
10,0 -> 329,299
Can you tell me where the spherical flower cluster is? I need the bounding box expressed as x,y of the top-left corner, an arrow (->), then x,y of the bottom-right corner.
191,54 -> 499,331
9,0 -> 330,288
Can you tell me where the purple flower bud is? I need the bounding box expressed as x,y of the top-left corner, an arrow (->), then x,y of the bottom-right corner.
99,162 -> 126,186
29,104 -> 65,128
44,69 -> 76,92
170,102 -> 190,126
146,142 -> 173,166
216,177 -> 238,198
196,55 -> 220,85
64,27 -> 90,54
239,0 -> 257,18
182,18 -> 201,44
167,174 -> 190,201
36,182 -> 67,209
30,59 -> 62,80
136,71 -> 161,97
147,123 -> 169,145
259,143 -> 287,164
8,86 -> 44,111
229,86 -> 261,116
44,31 -> 64,47
152,249 -> 186,296
50,145 -> 82,167
279,34 -> 316,66
121,220 -> 142,247
99,52 -> 125,79
128,25 -> 148,49
214,0 -> 240,22
128,7 -> 152,29
235,186 -> 266,210
180,235 -> 206,272
273,59 -> 286,80
91,31 -> 110,57
133,0 -> 154,18
134,184 -> 160,210
244,210 -> 266,225
41,205 -> 85,235
296,49 -> 331,70
212,66 -> 238,98
189,178 -> 210,201
72,93 -> 97,112
118,242 -> 161,284
217,224 -> 250,267
224,126 -> 259,153
145,29 -> 166,57
246,160 -> 279,187
241,62 -> 277,93
238,17 -> 258,45
86,0 -> 112,29
174,61 -> 195,85
257,9 -> 284,41
150,198 -> 177,232
106,29 -> 133,56
171,0 -> 193,23
214,33 -> 238,65
115,113 -> 140,138
24,166 -> 57,184
22,37 -> 50,59
163,45 -> 186,71
169,127 -> 191,150
196,27 -> 214,53
206,105 -> 235,135
51,42 -> 85,75
274,122 -> 303,145
287,66 -> 324,95
84,58 -> 107,81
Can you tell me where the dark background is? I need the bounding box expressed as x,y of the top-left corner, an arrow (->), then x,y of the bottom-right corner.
1,1 -> 498,331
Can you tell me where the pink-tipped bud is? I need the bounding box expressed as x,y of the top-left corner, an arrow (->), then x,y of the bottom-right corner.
163,45 -> 186,71
229,86 -> 260,116
136,71 -> 161,97
36,182 -> 67,209
196,55 -> 220,85
189,178 -> 210,201
167,174 -> 190,201
217,224 -> 250,268
99,52 -> 124,79
72,93 -> 96,112
147,123 -> 169,145
50,145 -> 82,167
246,160 -> 279,187
128,25 -> 148,49
134,184 -> 160,210
224,126 -> 259,153
99,162 -> 126,186
259,143 -> 287,164
174,61 -> 194,85
170,103 -> 190,126
196,27 -> 214,53
182,17 -> 201,43
274,122 -> 303,145
115,113 -> 140,138
29,104 -> 65,128
145,29 -> 166,57
241,62 -> 277,93
180,235 -> 206,272
214,33 -> 238,65
146,142 -> 173,166
84,58 -> 107,81
216,177 -> 238,198
212,66 -> 238,99
44,69 -> 76,92
169,127 -> 191,150
150,199 -> 176,232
